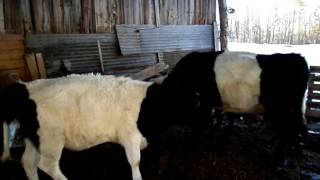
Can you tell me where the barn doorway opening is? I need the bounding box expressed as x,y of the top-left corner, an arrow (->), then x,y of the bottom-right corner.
226,0 -> 320,66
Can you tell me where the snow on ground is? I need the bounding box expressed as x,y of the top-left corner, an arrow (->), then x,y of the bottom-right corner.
228,42 -> 320,66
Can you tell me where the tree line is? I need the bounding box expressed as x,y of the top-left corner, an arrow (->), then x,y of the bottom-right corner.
228,5 -> 320,44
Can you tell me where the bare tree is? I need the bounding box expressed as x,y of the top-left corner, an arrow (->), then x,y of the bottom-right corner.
228,2 -> 320,44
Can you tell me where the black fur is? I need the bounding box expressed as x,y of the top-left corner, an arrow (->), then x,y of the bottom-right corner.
138,51 -> 224,142
257,53 -> 309,144
152,51 -> 309,159
0,83 -> 40,155
137,83 -> 201,142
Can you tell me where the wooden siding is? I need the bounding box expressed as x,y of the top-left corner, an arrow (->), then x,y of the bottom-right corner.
0,0 -> 216,34
1,1 -> 217,79
0,35 -> 29,89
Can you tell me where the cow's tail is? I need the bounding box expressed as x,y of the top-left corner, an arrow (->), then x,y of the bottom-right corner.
0,82 -> 25,162
1,122 -> 10,161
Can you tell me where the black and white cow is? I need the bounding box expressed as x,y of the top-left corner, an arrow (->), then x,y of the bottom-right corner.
0,73 -> 203,180
163,51 -> 309,156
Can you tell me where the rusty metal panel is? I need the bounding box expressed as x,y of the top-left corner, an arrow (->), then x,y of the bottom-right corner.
116,24 -> 214,55
26,33 -> 157,77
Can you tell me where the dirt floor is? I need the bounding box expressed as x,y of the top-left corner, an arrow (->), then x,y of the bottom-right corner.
0,118 -> 319,180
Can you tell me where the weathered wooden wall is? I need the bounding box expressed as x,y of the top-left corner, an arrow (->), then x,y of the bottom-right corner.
0,35 -> 29,89
0,0 -> 217,80
0,0 -> 216,34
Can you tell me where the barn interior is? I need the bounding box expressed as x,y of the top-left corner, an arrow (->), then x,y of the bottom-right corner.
0,0 -> 319,180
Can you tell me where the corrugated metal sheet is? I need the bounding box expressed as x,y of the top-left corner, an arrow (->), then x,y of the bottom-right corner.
116,25 -> 214,55
26,33 -> 157,77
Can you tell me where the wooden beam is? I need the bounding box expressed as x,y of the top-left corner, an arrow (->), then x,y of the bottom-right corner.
218,0 -> 228,50
25,53 -> 39,80
35,53 -> 47,78
131,63 -> 169,80
213,22 -> 220,51
310,66 -> 320,73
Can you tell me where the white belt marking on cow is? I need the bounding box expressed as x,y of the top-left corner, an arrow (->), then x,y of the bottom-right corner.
214,51 -> 263,114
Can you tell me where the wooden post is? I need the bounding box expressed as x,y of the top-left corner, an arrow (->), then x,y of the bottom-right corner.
218,0 -> 228,50
35,53 -> 47,78
213,22 -> 220,51
97,40 -> 105,74
0,0 -> 4,33
154,0 -> 164,63
25,53 -> 39,80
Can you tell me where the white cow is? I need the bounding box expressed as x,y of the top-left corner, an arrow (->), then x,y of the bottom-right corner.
1,74 -> 152,180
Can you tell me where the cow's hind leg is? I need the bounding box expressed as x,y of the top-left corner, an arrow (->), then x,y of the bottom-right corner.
121,133 -> 143,180
38,137 -> 67,180
22,138 -> 40,180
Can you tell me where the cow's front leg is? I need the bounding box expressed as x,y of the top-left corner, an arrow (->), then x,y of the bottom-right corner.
121,132 -> 143,180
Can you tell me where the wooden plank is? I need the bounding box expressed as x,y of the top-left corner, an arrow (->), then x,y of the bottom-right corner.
0,41 -> 24,51
213,22 -> 220,51
306,108 -> 320,118
97,40 -> 105,73
188,0 -> 194,24
131,63 -> 169,80
4,0 -> 23,33
42,0 -> 52,33
308,93 -> 320,100
0,0 -> 4,33
71,0 -> 81,32
0,34 -> 23,41
35,53 -> 47,78
207,0 -> 216,24
0,59 -> 25,69
309,84 -> 320,91
143,0 -> 154,24
52,0 -> 64,33
218,0 -> 228,50
0,53 -> 24,61
116,24 -> 214,55
154,0 -> 160,26
154,0 -> 164,63
310,66 -> 320,73
20,0 -> 33,33
168,0 -> 178,24
309,74 -> 320,81
0,49 -> 24,56
64,0 -> 72,33
307,101 -> 320,109
25,53 -> 39,80
31,0 -> 44,33
81,0 -> 92,33
95,0 -> 119,32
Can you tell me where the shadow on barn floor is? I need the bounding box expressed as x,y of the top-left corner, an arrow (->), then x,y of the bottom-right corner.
0,119 -> 320,180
